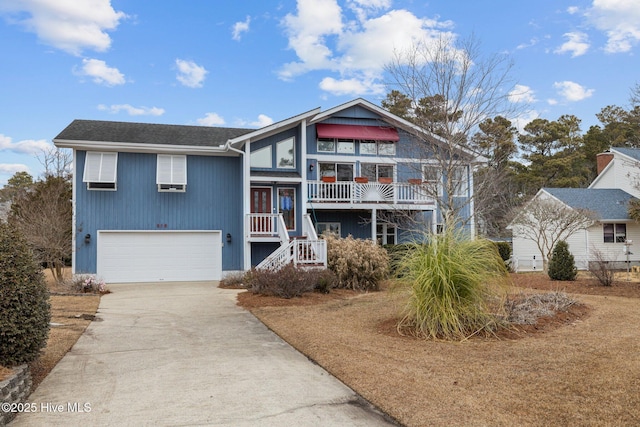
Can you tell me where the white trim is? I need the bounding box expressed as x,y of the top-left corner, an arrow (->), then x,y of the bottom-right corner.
71,149 -> 77,275
228,108 -> 321,148
54,140 -> 234,156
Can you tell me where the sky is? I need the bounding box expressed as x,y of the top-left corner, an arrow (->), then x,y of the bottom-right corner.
0,0 -> 639,186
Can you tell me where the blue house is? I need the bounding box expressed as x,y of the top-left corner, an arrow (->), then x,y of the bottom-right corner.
54,98 -> 483,283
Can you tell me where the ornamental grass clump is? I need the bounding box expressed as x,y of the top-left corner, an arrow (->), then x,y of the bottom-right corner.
324,234 -> 389,291
396,224 -> 510,341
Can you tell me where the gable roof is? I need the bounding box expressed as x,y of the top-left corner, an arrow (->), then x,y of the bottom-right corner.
543,187 -> 635,221
611,147 -> 640,162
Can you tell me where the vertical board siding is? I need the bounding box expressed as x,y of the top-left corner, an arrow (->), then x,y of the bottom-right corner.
313,210 -> 371,239
75,151 -> 243,274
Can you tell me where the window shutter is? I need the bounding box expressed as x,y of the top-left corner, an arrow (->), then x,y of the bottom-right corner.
83,152 -> 117,183
99,153 -> 118,182
157,155 -> 187,185
172,156 -> 187,185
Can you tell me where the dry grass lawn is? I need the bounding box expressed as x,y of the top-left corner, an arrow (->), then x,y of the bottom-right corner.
238,272 -> 640,427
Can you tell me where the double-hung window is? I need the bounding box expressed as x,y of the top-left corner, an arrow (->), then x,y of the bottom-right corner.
83,151 -> 117,190
603,223 -> 626,243
423,165 -> 442,196
157,154 -> 187,192
361,163 -> 394,182
451,166 -> 469,196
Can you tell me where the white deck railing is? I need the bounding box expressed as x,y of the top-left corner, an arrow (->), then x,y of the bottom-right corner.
256,238 -> 327,271
307,181 -> 434,204
247,213 -> 289,244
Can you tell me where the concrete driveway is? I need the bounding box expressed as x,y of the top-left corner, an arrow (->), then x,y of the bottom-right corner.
11,282 -> 396,426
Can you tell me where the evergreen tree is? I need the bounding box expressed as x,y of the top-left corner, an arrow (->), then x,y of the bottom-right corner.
0,222 -> 51,365
547,240 -> 577,281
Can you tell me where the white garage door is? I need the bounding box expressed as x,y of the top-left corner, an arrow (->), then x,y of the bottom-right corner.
97,231 -> 222,283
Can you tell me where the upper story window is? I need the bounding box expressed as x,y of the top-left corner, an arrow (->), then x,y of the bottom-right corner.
337,139 -> 355,154
157,154 -> 187,192
377,141 -> 396,155
250,146 -> 272,168
361,163 -> 394,182
603,223 -> 626,243
83,151 -> 117,190
277,137 -> 295,169
317,138 -> 335,152
451,166 -> 468,196
423,165 -> 442,196
360,140 -> 377,155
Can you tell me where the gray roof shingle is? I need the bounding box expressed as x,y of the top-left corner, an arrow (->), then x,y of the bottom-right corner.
54,119 -> 253,147
543,188 -> 635,220
612,147 -> 640,161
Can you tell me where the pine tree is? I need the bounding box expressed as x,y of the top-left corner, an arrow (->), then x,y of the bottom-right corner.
548,240 -> 577,281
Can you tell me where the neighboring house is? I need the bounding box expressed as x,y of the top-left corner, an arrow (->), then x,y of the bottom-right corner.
54,98 -> 484,283
510,147 -> 640,271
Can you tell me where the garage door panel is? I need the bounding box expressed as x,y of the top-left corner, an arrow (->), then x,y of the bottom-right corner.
97,231 -> 222,283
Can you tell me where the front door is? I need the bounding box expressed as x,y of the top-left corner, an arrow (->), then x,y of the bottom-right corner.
251,187 -> 272,233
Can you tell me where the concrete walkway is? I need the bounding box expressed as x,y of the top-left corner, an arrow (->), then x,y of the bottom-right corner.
11,282 -> 396,426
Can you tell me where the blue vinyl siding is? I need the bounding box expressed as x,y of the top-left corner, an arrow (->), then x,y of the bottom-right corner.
250,128 -> 300,173
313,211 -> 371,239
75,151 -> 243,274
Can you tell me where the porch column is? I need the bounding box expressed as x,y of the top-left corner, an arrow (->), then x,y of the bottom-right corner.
371,207 -> 377,244
301,118 -> 308,214
243,139 -> 252,270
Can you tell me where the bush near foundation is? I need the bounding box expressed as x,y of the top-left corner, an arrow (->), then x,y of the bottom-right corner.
325,234 -> 389,291
548,240 -> 577,281
0,222 -> 51,366
245,264 -> 336,298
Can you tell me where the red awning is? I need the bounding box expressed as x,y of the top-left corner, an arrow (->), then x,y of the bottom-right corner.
316,123 -> 399,141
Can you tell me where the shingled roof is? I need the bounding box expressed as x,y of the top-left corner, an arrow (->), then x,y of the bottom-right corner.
612,147 -> 640,162
544,188 -> 635,220
54,119 -> 253,147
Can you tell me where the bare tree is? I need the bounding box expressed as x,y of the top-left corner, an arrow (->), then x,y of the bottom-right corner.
509,197 -> 596,270
38,147 -> 72,179
9,176 -> 72,282
384,34 -> 524,231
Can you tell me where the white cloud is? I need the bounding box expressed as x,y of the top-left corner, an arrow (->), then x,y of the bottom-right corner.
0,134 -> 51,155
511,110 -> 540,133
77,58 -> 125,86
250,114 -> 274,128
508,85 -> 536,103
196,113 -> 225,126
0,163 -> 30,176
587,0 -> 640,53
232,16 -> 251,41
547,98 -> 559,105
279,0 -> 455,97
553,81 -> 595,102
175,59 -> 208,88
516,38 -> 539,50
555,31 -> 590,57
0,0 -> 127,55
98,104 -> 164,116
319,76 -> 384,96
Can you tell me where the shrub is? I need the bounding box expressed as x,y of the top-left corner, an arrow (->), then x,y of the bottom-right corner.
245,264 -> 317,298
325,234 -> 389,291
588,248 -> 614,286
0,222 -> 51,366
494,241 -> 512,262
308,268 -> 337,294
395,224 -> 510,340
68,274 -> 108,294
548,240 -> 577,281
219,271 -> 247,289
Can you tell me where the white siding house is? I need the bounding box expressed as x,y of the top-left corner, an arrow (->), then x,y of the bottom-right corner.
510,148 -> 640,271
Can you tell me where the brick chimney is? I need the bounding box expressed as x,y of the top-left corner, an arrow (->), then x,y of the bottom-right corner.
596,152 -> 614,175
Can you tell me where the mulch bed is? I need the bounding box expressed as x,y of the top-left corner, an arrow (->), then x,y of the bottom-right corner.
235,272 -> 638,341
